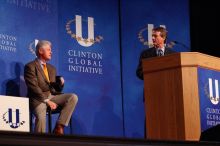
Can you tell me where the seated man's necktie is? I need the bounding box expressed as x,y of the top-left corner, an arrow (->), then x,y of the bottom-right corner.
42,64 -> 50,82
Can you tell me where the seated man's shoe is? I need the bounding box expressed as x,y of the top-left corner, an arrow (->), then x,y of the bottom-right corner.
53,124 -> 64,135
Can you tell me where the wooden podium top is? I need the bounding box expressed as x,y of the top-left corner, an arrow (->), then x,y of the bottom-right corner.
143,52 -> 220,73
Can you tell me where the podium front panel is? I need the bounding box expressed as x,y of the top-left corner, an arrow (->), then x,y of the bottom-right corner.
198,67 -> 220,132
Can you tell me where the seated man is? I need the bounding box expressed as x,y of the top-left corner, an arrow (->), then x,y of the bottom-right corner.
24,40 -> 78,135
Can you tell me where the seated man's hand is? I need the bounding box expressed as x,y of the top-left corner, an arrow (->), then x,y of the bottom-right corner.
60,77 -> 65,85
46,100 -> 57,110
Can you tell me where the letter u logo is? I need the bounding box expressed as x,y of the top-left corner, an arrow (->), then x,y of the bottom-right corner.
75,15 -> 94,47
8,108 -> 20,128
209,78 -> 219,105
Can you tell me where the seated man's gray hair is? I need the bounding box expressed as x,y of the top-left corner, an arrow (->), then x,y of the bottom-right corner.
35,40 -> 52,57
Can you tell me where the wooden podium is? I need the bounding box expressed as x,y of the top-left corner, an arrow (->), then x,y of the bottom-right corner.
143,52 -> 220,141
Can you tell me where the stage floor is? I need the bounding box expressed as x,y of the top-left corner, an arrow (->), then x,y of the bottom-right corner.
0,131 -> 219,146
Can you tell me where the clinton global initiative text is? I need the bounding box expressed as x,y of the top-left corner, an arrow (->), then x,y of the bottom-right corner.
68,49 -> 103,75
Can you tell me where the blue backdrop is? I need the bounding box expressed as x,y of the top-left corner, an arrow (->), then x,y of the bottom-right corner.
0,0 -> 59,96
0,0 -> 59,132
0,0 -> 190,138
57,0 -> 123,136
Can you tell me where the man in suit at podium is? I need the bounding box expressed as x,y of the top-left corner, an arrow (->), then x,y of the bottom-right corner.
136,27 -> 175,137
136,27 -> 175,80
24,40 -> 78,135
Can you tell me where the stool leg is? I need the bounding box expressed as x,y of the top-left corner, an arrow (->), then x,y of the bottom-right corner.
70,117 -> 73,134
30,112 -> 33,133
48,110 -> 52,133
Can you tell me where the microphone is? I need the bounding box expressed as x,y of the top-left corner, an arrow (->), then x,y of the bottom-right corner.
171,40 -> 190,50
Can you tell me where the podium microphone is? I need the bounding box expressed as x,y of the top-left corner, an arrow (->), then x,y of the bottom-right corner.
172,40 -> 190,50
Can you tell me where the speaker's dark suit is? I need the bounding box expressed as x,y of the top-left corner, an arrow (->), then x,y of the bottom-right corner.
136,47 -> 176,80
136,47 -> 176,137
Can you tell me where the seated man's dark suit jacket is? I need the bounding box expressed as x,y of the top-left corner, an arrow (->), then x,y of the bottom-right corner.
24,59 -> 63,110
136,47 -> 176,80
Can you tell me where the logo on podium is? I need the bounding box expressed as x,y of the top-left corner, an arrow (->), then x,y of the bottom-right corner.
205,78 -> 220,105
2,108 -> 25,129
